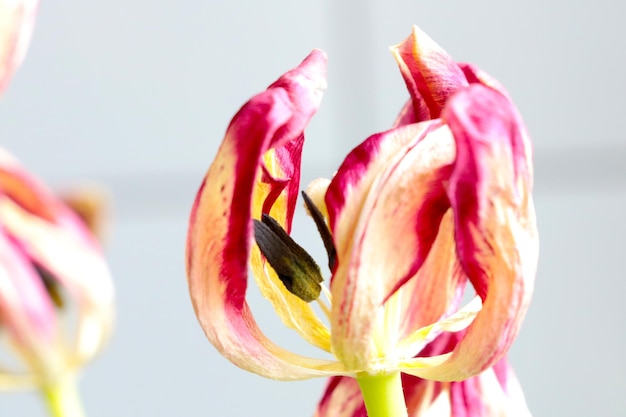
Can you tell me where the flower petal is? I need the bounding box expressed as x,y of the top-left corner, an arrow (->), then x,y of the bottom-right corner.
0,227 -> 55,349
407,85 -> 538,381
0,0 -> 38,95
395,211 -> 466,343
186,50 -> 345,380
314,376 -> 367,417
328,122 -> 459,371
390,25 -> 468,122
316,333 -> 531,417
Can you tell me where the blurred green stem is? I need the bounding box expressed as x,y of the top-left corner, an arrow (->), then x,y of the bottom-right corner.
356,371 -> 408,417
41,375 -> 85,417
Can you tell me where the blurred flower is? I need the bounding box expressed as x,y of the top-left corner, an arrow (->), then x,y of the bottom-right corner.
186,24 -> 537,408
0,149 -> 114,394
315,332 -> 531,417
0,0 -> 38,95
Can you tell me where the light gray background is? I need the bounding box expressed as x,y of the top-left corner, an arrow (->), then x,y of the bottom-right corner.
1,0 -> 625,415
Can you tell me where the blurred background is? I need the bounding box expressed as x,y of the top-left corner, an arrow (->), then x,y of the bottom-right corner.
1,0 -> 625,415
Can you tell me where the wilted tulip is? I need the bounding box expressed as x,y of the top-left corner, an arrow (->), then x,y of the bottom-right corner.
186,25 -> 537,417
0,149 -> 114,415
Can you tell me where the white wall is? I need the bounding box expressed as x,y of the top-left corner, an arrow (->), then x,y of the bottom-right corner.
1,0 -> 624,415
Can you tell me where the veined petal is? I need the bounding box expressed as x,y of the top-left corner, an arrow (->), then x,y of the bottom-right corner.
408,85 -> 537,381
328,122 -> 457,371
0,0 -> 38,95
390,25 -> 468,121
186,50 -> 345,380
396,211 -> 465,342
314,376 -> 367,417
459,63 -> 510,98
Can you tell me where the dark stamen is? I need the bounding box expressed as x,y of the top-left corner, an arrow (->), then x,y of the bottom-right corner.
35,265 -> 64,308
253,214 -> 323,302
301,191 -> 337,271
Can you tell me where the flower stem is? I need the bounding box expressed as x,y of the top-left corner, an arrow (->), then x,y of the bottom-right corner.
41,376 -> 86,417
356,372 -> 408,417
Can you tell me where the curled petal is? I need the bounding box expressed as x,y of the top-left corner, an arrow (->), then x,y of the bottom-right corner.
328,122 -> 458,371
0,0 -> 38,95
459,63 -> 510,99
410,85 -> 537,381
391,25 -> 468,122
186,50 -> 346,379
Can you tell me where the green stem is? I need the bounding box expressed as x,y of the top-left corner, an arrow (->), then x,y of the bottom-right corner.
41,375 -> 86,417
356,371 -> 408,417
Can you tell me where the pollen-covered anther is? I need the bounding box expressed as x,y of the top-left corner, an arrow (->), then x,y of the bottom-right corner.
253,213 -> 323,302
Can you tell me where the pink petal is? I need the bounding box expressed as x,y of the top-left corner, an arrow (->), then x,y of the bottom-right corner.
0,0 -> 38,95
391,25 -> 468,122
327,121 -> 461,370
0,227 -> 55,346
186,50 -> 344,379
410,85 -> 537,380
314,376 -> 367,417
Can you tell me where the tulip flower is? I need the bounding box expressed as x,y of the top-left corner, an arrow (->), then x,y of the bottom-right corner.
0,148 -> 114,417
186,25 -> 537,417
0,0 -> 38,95
314,332 -> 531,417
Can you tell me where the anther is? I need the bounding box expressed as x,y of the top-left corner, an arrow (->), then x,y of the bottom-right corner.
253,214 -> 323,302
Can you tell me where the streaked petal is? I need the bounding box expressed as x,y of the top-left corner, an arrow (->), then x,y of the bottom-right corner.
459,63 -> 510,98
328,122 -> 458,371
390,25 -> 468,121
395,211 -> 465,342
186,50 -> 346,379
0,0 -> 38,95
314,376 -> 367,417
407,85 -> 537,381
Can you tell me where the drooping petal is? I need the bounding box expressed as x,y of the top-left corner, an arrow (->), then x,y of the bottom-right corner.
0,0 -> 38,95
404,85 -> 537,381
390,25 -> 468,122
186,50 -> 346,380
327,121 -> 460,371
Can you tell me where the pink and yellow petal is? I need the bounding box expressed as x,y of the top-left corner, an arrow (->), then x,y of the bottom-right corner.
329,122 -> 459,371
314,376 -> 367,417
395,211 -> 465,342
250,145 -> 330,352
0,0 -> 38,95
391,25 -> 468,121
186,51 -> 343,379
401,85 -> 537,381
